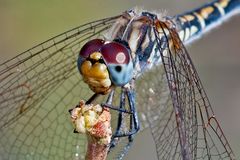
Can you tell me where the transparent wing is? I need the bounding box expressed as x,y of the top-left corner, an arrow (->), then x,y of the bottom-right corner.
0,16 -> 120,159
0,14 -> 236,160
136,21 -> 235,159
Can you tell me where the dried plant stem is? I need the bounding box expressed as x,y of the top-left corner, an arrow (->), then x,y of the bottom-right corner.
70,101 -> 112,160
85,108 -> 111,160
85,135 -> 110,160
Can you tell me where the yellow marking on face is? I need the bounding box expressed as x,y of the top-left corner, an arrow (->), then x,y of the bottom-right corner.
81,61 -> 92,75
80,56 -> 112,94
200,7 -> 214,19
81,61 -> 109,79
193,12 -> 206,29
90,52 -> 102,60
90,63 -> 109,79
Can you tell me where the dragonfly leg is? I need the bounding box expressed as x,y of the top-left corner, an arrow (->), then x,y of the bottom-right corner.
101,89 -> 132,114
114,88 -> 140,137
108,88 -> 126,149
105,87 -> 138,160
99,83 -> 140,158
110,87 -> 140,159
68,93 -> 100,115
86,93 -> 100,104
126,88 -> 140,138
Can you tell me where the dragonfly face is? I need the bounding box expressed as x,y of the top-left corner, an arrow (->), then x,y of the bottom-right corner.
78,39 -> 133,94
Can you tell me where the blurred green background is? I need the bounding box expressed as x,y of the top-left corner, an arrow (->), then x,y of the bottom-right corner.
0,0 -> 240,159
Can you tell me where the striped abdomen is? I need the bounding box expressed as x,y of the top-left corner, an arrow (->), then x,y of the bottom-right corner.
105,0 -> 240,76
175,0 -> 240,44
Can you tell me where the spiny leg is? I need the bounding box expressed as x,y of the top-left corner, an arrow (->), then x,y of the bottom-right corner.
116,88 -> 126,135
86,93 -> 100,104
101,89 -> 132,114
109,87 -> 126,149
112,88 -> 140,138
101,88 -> 131,150
109,86 -> 140,159
116,87 -> 140,159
88,82 -> 140,158
105,89 -> 115,105
69,93 -> 100,118
126,89 -> 140,141
101,87 -> 140,138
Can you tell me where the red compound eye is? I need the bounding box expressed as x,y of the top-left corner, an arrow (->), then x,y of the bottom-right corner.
100,42 -> 130,64
79,39 -> 105,58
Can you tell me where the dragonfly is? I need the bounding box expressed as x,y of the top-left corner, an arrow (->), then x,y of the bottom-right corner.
0,0 -> 239,159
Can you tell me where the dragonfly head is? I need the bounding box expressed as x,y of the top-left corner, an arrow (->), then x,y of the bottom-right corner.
78,39 -> 133,94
